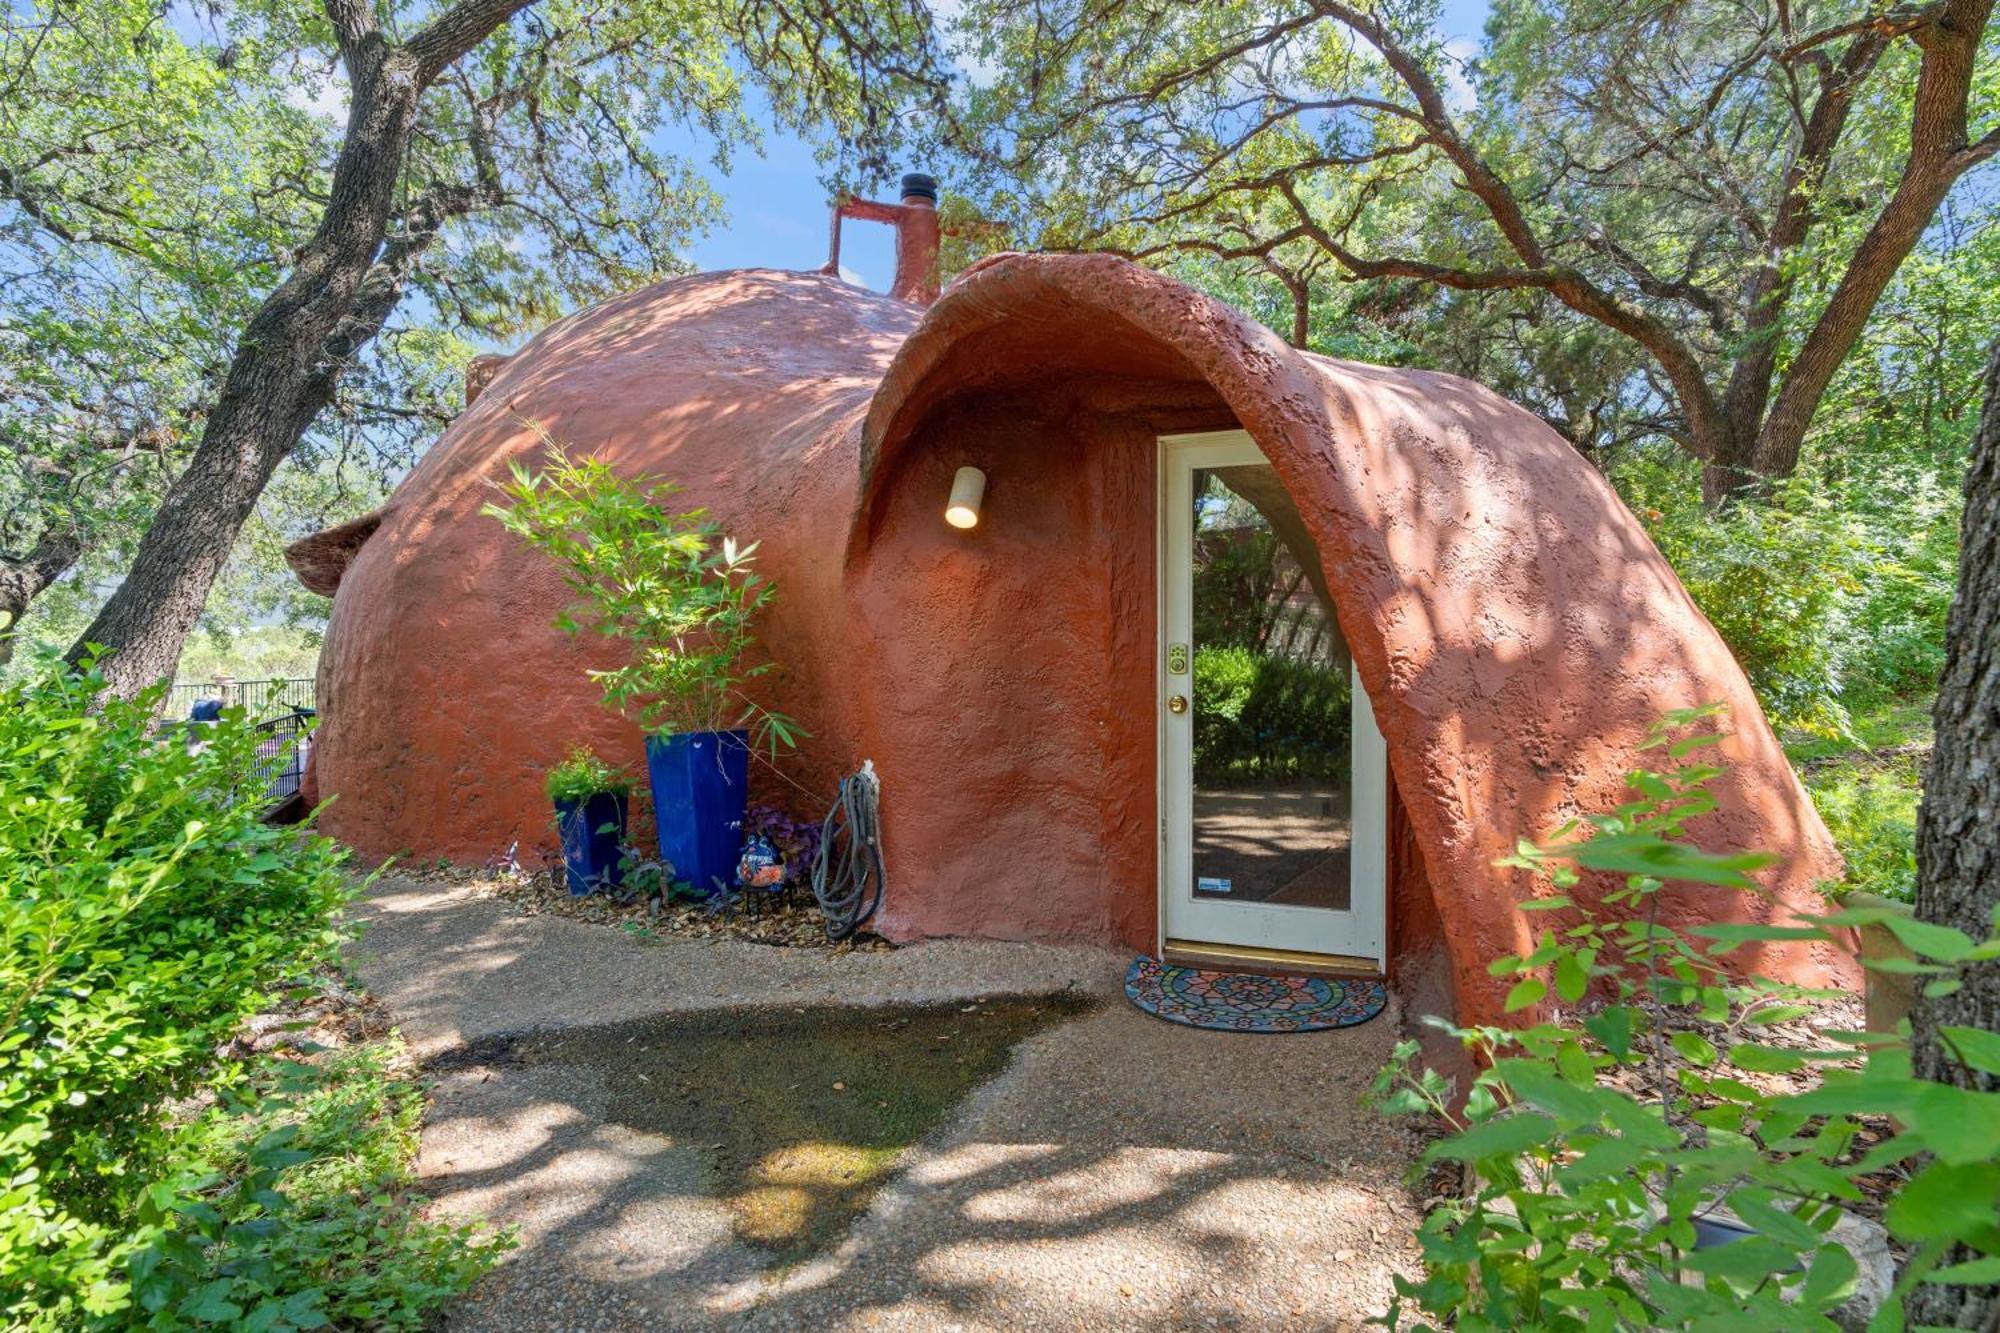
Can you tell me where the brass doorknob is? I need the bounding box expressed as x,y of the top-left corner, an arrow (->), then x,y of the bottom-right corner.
1166,694 -> 1189,714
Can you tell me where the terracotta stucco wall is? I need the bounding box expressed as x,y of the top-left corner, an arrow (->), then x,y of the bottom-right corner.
310,272 -> 910,863
846,397 -> 1160,952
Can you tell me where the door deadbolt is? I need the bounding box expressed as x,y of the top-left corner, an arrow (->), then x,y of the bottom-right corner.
1166,694 -> 1189,714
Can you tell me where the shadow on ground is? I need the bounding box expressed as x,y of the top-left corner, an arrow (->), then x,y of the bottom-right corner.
351,874 -> 1425,1330
432,995 -> 1097,1264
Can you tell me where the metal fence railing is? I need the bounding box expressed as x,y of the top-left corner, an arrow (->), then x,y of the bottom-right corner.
169,677 -> 317,809
168,676 -> 316,722
249,709 -> 313,805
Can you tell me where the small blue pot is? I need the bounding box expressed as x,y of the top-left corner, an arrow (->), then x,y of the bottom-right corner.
554,790 -> 628,895
645,729 -> 750,897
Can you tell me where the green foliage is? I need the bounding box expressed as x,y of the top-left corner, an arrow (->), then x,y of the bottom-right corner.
1627,472 -> 1868,737
1619,435 -> 1963,737
485,446 -> 800,755
1191,644 -> 1351,785
2,0 -> 949,660
0,662 -> 349,1321
544,744 -> 634,804
948,0 -> 1997,495
1785,699 -> 1928,905
123,1040 -> 508,1330
1811,460 -> 1964,717
0,0 -> 340,603
1805,752 -> 1924,905
1372,706 -> 2000,1331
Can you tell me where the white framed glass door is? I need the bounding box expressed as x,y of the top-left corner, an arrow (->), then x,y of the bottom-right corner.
1158,431 -> 1386,966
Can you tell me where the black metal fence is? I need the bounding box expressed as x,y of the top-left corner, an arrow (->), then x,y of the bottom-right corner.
249,708 -> 313,805
168,676 -> 316,722
169,677 -> 317,809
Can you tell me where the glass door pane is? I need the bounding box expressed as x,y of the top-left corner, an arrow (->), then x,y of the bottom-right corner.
1189,465 -> 1354,912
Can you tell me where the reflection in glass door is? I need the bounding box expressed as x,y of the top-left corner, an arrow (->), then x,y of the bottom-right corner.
1159,432 -> 1385,963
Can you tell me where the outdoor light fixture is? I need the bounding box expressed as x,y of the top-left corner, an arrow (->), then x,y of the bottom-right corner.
945,465 -> 986,529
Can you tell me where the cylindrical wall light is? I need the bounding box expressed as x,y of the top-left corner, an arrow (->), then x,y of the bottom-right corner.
945,465 -> 986,529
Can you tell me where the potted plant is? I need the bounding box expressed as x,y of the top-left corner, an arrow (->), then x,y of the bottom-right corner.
488,447 -> 799,898
546,745 -> 633,895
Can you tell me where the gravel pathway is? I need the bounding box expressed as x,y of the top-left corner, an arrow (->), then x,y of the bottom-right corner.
349,873 -> 1426,1330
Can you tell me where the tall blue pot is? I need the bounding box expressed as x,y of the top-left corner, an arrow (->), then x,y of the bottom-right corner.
645,729 -> 750,897
554,790 -> 628,895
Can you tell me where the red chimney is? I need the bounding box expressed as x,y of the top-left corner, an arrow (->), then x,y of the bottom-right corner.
823,172 -> 943,305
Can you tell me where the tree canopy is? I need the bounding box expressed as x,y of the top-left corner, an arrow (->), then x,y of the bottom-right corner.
946,0 -> 1999,501
2,0 -> 948,685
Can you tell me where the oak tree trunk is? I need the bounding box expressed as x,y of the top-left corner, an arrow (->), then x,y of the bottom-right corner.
1905,338 -> 2000,1328
63,40 -> 423,697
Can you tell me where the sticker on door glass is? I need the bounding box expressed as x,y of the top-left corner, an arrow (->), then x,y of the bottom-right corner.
1197,876 -> 1232,894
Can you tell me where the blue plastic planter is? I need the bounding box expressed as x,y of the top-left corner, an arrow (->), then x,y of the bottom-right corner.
646,729 -> 750,897
554,790 -> 628,895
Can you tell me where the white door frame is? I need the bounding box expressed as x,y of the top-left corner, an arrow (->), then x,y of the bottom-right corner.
1155,429 -> 1387,967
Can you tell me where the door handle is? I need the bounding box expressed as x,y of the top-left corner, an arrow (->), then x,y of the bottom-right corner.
1166,694 -> 1189,714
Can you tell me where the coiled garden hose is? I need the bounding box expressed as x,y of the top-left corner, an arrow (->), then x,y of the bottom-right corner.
812,760 -> 886,942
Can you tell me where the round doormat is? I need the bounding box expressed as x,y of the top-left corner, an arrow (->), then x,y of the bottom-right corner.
1123,956 -> 1387,1034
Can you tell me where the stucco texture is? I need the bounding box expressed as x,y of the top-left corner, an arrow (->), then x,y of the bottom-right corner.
304,253 -> 1857,1025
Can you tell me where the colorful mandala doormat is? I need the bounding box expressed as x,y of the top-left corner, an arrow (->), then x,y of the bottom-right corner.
1123,956 -> 1387,1034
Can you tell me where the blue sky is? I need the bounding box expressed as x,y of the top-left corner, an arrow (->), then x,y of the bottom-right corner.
685,0 -> 1495,293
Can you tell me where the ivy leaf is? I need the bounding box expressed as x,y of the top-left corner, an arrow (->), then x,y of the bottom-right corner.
1554,952 -> 1590,1003
1678,1235 -> 1799,1281
1731,1044 -> 1809,1074
1801,1240 -> 1859,1308
1570,833 -> 1774,887
1883,915 -> 1975,962
177,1278 -> 244,1324
1906,1085 -> 2000,1166
1584,1004 -> 1634,1060
1727,1192 -> 1824,1251
1670,1031 -> 1718,1066
1930,1257 -> 2000,1285
1743,1004 -> 1813,1025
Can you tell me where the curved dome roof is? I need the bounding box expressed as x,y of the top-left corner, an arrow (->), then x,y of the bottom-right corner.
302,255 -> 1855,1026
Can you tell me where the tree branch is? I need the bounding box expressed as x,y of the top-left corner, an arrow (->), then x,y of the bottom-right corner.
1755,0 -> 1997,476
406,0 -> 539,84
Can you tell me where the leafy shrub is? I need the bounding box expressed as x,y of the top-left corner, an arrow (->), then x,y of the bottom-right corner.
1372,706 -> 2000,1330
544,743 -> 633,803
0,663 -> 498,1328
1635,481 -> 1867,738
1192,644 -> 1351,784
1617,455 -> 1960,735
1837,479 -> 1959,711
0,664 -> 352,1321
1805,753 -> 1922,904
124,1040 -> 508,1329
1192,643 -> 1257,773
485,446 -> 800,755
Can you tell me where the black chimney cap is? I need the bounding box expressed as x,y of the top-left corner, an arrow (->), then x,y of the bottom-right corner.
900,172 -> 938,203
